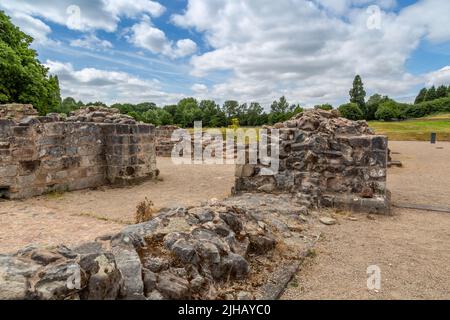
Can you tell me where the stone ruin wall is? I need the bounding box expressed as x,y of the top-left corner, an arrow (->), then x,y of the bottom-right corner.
155,125 -> 180,157
155,125 -> 239,159
0,104 -> 38,121
234,109 -> 391,215
0,105 -> 158,199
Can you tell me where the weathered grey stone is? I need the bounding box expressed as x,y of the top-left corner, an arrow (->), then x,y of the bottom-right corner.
0,255 -> 40,300
258,184 -> 275,193
111,242 -> 145,300
221,253 -> 249,280
237,291 -> 254,300
156,271 -> 190,299
188,207 -> 215,223
249,235 -> 277,255
171,239 -> 199,264
143,257 -> 169,273
143,269 -> 158,295
30,250 -> 64,265
319,217 -> 337,226
147,290 -> 164,300
80,254 -> 122,300
190,275 -> 207,293
235,164 -> 255,177
219,212 -> 244,233
34,262 -> 87,300
196,241 -> 221,268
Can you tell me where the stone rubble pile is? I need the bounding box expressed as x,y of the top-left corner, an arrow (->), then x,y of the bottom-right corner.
0,194 -> 316,300
0,104 -> 38,121
272,108 -> 374,139
66,106 -> 137,124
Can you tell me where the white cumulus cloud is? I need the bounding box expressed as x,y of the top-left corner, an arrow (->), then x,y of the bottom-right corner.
425,66 -> 450,87
70,34 -> 113,51
0,0 -> 166,32
129,18 -> 197,58
45,60 -> 183,105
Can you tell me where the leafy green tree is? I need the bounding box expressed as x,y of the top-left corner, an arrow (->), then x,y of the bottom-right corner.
414,88 -> 428,104
292,105 -> 304,116
229,118 -> 240,130
375,100 -> 402,121
338,103 -> 364,120
270,96 -> 290,114
174,97 -> 201,127
425,86 -> 437,101
365,94 -> 390,120
163,104 -> 177,118
85,101 -> 108,107
314,104 -> 333,111
349,75 -> 366,116
237,103 -> 249,126
46,75 -> 62,112
436,85 -> 448,99
199,100 -> 221,127
223,100 -> 239,123
209,111 -> 227,128
269,96 -> 293,123
142,109 -> 160,125
246,102 -> 264,126
59,97 -> 80,114
0,11 -> 61,115
157,109 -> 173,125
136,102 -> 157,112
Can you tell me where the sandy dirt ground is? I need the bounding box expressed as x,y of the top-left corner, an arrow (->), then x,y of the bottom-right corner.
387,141 -> 450,208
0,158 -> 235,253
283,141 -> 450,300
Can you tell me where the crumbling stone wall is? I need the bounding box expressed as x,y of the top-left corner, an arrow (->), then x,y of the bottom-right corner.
0,105 -> 158,199
0,104 -> 38,121
234,109 -> 391,215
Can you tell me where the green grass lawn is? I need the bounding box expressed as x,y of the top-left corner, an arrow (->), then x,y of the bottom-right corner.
369,113 -> 450,141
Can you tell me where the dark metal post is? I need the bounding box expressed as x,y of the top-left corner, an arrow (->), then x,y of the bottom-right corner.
431,133 -> 437,144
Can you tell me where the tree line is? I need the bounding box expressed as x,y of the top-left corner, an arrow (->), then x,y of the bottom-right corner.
338,75 -> 450,121
60,96 -> 304,128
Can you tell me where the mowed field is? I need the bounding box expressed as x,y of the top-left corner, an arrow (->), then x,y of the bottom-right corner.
369,113 -> 450,141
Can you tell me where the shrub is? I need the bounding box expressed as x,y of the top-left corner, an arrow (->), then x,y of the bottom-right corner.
338,103 -> 363,120
314,104 -> 333,111
403,97 -> 450,118
135,197 -> 155,224
375,101 -> 401,120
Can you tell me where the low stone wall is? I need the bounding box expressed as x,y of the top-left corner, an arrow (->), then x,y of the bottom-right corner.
234,109 -> 391,215
0,194 -> 316,300
155,126 -> 180,157
0,105 -> 158,199
0,104 -> 38,121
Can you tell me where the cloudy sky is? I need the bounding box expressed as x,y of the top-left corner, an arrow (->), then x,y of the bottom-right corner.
1,0 -> 450,108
